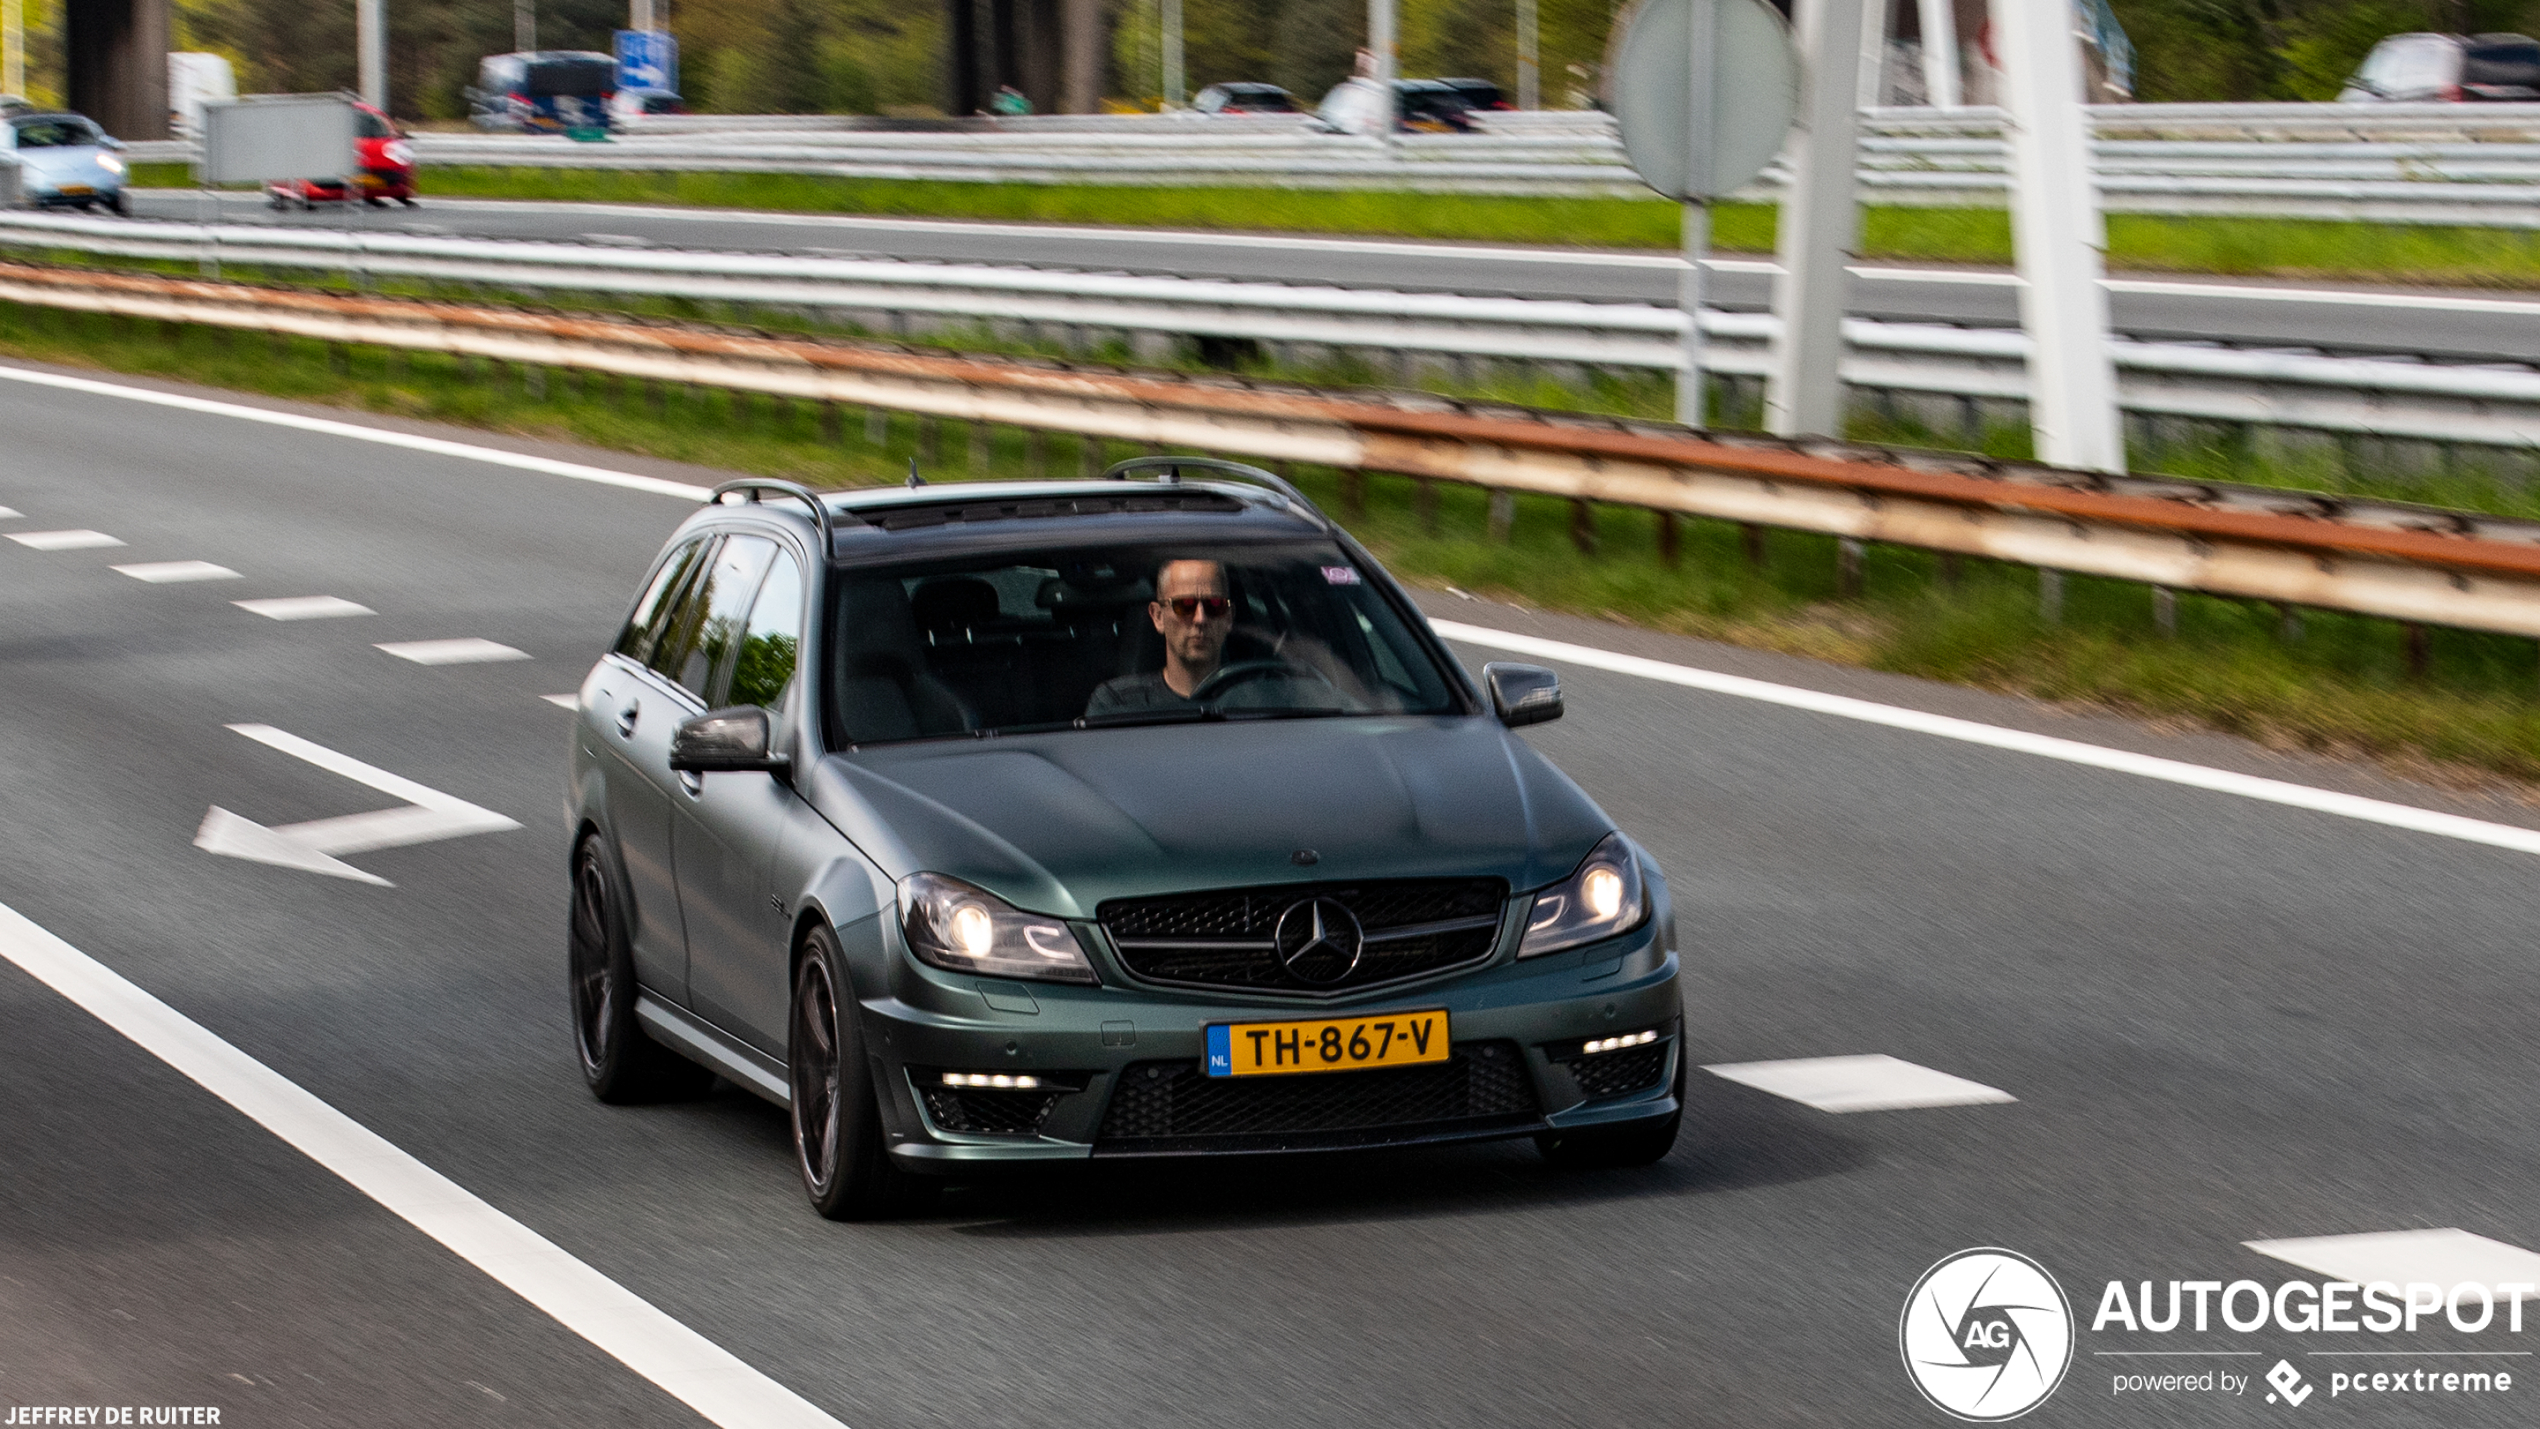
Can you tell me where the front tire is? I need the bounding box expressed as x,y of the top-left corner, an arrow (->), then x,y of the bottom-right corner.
791,926 -> 931,1220
569,836 -> 707,1103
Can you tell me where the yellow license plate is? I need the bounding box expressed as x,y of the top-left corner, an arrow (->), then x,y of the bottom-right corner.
1205,1010 -> 1448,1077
57,185 -> 91,196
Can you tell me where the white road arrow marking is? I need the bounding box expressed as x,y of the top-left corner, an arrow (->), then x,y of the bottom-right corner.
194,724 -> 520,886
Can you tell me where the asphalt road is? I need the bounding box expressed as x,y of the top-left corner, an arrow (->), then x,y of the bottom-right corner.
4,364 -> 2539,1425
127,190 -> 2540,364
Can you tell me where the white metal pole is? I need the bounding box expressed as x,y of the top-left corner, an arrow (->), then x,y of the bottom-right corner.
1992,0 -> 2122,471
516,0 -> 536,53
1915,0 -> 1959,107
630,0 -> 653,32
3,0 -> 21,99
1162,0 -> 1183,106
1369,0 -> 1398,132
1676,0 -> 1718,427
358,0 -> 388,110
1766,0 -> 1875,438
1516,0 -> 1539,110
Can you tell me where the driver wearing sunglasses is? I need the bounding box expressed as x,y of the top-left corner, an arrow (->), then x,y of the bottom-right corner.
1084,559 -> 1236,717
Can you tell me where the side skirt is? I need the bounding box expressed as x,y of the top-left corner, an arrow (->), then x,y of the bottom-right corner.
636,992 -> 791,1107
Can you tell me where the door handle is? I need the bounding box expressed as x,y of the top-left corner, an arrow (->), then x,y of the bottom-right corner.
616,700 -> 640,737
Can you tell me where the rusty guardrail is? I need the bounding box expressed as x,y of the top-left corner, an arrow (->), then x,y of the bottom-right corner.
6,259 -> 2539,640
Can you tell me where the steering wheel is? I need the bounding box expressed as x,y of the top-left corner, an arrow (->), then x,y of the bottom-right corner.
1190,659 -> 1336,703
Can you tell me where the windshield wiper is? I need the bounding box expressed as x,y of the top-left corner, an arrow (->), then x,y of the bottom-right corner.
1216,705 -> 1353,721
1075,706 -> 1217,729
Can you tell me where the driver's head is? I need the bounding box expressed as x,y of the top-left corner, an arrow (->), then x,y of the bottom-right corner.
1150,559 -> 1231,674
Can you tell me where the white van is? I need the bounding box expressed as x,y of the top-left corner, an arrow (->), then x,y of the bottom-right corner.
168,53 -> 237,140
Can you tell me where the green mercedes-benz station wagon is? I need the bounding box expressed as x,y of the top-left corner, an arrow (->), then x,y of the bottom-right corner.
565,459 -> 1683,1218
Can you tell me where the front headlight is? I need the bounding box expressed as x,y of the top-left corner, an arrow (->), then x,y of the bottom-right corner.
898,872 -> 1097,984
382,140 -> 414,166
96,154 -> 124,175
1517,832 -> 1646,958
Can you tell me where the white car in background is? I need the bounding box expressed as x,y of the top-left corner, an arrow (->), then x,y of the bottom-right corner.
3,113 -> 127,214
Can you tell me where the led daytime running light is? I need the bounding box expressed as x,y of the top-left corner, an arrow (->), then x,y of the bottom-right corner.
1581,1029 -> 1658,1055
942,1072 -> 1042,1089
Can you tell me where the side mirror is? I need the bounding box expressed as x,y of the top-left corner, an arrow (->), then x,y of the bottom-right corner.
1483,663 -> 1562,728
669,706 -> 789,774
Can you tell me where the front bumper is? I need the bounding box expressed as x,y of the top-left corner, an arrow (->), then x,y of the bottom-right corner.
858,918 -> 1682,1172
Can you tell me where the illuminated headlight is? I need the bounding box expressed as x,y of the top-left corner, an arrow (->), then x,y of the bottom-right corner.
942,1071 -> 1043,1089
898,872 -> 1097,984
1517,832 -> 1647,958
1581,1029 -> 1659,1055
382,140 -> 415,166
96,154 -> 124,175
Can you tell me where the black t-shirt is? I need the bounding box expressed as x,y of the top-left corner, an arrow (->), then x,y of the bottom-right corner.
1083,671 -> 1195,718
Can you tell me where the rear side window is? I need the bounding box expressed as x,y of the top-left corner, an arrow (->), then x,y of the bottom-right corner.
652,535 -> 775,701
614,538 -> 708,665
726,552 -> 803,709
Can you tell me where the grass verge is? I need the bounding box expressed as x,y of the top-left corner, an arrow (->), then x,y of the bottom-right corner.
5,298 -> 2538,788
140,162 -> 2540,288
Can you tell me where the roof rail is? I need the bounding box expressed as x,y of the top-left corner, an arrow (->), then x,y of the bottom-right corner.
1099,456 -> 1328,526
707,478 -> 836,548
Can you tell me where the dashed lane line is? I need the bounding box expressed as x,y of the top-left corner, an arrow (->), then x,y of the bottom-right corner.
1703,1054 -> 2016,1113
1433,621 -> 2540,861
376,638 -> 531,665
114,560 -> 242,583
8,528 -> 124,550
0,897 -> 847,1429
235,596 -> 375,621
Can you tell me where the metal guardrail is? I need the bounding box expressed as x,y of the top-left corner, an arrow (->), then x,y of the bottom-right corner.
0,211 -> 2532,450
123,103 -> 2540,222
2,258 -> 2534,641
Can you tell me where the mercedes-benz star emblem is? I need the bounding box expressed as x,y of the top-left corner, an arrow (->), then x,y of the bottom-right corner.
1274,897 -> 1364,983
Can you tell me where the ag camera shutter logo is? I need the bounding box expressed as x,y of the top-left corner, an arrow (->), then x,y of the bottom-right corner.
1900,1248 -> 2076,1420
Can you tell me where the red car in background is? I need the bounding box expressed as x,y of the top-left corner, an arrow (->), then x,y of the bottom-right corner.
265,101 -> 417,210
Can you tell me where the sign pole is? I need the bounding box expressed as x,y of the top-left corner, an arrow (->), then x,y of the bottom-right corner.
1992,0 -> 2122,471
1766,0 -> 1873,439
358,0 -> 387,110
1516,0 -> 1539,110
1675,0 -> 1716,427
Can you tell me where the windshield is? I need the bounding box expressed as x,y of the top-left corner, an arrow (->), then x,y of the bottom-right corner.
823,540 -> 1463,747
14,119 -> 97,148
527,55 -> 615,97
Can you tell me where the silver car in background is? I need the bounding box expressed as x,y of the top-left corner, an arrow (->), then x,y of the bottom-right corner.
4,113 -> 127,213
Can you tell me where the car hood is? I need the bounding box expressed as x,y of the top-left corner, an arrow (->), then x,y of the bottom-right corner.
14,148 -> 110,180
801,716 -> 1614,918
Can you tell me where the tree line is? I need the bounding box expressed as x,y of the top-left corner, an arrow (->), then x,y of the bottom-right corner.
0,0 -> 2526,120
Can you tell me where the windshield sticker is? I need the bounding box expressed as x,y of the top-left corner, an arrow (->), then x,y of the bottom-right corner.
1322,566 -> 1361,585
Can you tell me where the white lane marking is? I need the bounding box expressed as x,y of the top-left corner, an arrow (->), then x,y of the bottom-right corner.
234,596 -> 375,620
541,693 -> 581,708
1435,620 -> 2540,860
8,528 -> 124,550
1703,1054 -> 2016,1113
0,898 -> 847,1429
377,638 -> 532,665
0,365 -> 712,503
114,560 -> 242,583
194,723 -> 522,885
2246,1230 -> 2540,1297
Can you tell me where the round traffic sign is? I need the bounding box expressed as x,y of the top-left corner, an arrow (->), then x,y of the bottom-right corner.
1604,0 -> 1800,200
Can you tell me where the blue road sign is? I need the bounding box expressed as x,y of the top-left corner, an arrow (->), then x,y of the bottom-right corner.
614,30 -> 678,95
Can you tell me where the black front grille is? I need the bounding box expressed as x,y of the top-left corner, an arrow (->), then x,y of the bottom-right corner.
1569,1043 -> 1669,1099
1095,1040 -> 1538,1153
1100,878 -> 1505,995
920,1087 -> 1062,1135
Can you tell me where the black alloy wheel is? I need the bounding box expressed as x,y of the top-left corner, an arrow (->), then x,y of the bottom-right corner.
569,837 -> 706,1102
790,926 -> 932,1220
